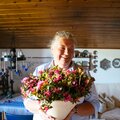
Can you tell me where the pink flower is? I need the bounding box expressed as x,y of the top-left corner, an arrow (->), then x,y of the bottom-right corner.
57,75 -> 62,80
21,77 -> 29,83
44,106 -> 49,112
72,80 -> 78,87
39,70 -> 43,75
63,93 -> 72,101
54,70 -> 60,74
72,70 -> 77,74
66,69 -> 71,75
29,87 -> 35,93
53,78 -> 58,83
37,81 -> 44,90
53,75 -> 62,83
44,90 -> 51,97
53,87 -> 61,93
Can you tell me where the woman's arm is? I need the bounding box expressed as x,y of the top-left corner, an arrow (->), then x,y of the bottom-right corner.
64,101 -> 95,120
23,98 -> 55,120
74,101 -> 95,116
23,98 -> 40,114
64,82 -> 100,120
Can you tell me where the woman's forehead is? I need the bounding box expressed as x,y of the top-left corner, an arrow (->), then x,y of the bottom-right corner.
55,38 -> 74,45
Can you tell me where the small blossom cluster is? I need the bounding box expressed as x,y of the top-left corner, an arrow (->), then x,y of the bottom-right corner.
21,65 -> 94,112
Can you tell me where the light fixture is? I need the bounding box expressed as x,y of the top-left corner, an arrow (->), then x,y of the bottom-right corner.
0,31 -> 26,97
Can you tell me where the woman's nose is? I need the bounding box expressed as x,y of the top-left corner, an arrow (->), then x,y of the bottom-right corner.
64,48 -> 69,55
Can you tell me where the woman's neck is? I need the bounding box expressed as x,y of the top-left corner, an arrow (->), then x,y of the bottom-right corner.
53,60 -> 72,70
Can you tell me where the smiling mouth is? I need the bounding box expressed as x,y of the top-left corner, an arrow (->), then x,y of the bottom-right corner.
61,57 -> 70,62
61,57 -> 69,59
63,57 -> 68,59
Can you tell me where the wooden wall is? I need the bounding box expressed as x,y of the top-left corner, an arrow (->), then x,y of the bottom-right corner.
0,0 -> 120,48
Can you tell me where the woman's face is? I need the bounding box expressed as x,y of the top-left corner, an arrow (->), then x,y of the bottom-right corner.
51,37 -> 75,69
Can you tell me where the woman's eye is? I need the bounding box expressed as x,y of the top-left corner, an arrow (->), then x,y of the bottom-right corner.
59,47 -> 65,51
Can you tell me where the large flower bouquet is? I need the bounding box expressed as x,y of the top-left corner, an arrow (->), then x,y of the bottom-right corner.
21,65 -> 94,115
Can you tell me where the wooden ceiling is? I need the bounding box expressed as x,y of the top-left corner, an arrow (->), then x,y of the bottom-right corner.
0,0 -> 120,48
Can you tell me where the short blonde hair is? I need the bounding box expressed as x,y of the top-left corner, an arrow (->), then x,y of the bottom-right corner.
50,31 -> 76,48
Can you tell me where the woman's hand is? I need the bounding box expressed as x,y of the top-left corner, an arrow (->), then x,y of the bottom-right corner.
24,98 -> 55,120
39,109 -> 55,120
23,98 -> 40,113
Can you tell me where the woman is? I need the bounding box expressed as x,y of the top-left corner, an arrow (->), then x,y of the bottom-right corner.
24,31 -> 100,120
